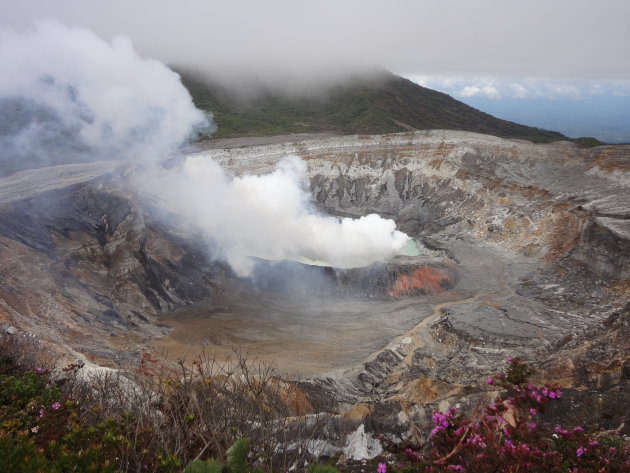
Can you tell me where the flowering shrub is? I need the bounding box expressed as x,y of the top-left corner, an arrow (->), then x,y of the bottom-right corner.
0,337 -> 318,473
380,358 -> 630,472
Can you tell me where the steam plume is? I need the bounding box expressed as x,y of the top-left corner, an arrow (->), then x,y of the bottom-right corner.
1,21 -> 410,275
147,155 -> 410,276
0,21 -> 211,175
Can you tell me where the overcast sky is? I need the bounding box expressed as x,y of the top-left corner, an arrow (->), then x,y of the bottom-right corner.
2,0 -> 628,79
2,0 -> 629,140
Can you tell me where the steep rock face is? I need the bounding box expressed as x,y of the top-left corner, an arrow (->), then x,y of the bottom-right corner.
0,163 -> 225,364
200,131 -> 630,281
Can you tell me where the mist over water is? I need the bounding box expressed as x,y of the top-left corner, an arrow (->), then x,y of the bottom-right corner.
145,155 -> 411,276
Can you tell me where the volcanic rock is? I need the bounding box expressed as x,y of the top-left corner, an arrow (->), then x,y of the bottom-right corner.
1,130 -> 629,452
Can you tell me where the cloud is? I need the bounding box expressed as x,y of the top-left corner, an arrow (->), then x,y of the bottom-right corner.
459,85 -> 502,99
407,75 -> 630,101
1,0 -> 630,82
0,21 -> 212,174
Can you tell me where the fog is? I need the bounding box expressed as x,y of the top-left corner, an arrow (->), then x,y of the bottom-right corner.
2,0 -> 629,84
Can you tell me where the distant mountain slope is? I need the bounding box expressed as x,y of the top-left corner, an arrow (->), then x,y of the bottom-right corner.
179,69 -> 571,143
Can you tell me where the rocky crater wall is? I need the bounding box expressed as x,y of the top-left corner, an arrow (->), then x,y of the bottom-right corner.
1,131 -> 630,450
202,130 -> 630,281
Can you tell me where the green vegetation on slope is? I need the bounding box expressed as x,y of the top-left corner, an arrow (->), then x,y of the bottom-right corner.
179,69 -> 584,144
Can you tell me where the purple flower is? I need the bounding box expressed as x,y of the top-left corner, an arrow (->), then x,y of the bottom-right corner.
486,378 -> 494,385
576,446 -> 586,457
505,357 -> 513,362
529,408 -> 537,415
554,426 -> 568,435
467,433 -> 487,448
377,463 -> 387,473
404,448 -> 422,460
588,439 -> 599,447
51,402 -> 61,410
447,466 -> 465,472
38,409 -> 45,418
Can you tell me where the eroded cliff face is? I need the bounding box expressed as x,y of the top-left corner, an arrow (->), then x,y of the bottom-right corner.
204,131 -> 630,281
191,130 -> 630,442
1,130 -> 629,453
0,162 -> 229,366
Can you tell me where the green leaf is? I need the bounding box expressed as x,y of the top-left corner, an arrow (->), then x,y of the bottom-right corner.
183,458 -> 224,473
227,437 -> 250,473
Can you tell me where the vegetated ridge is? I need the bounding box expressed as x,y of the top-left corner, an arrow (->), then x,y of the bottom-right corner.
179,68 -> 600,145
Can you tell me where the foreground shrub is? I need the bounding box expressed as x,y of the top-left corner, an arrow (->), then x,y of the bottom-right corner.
2,332 -> 629,473
380,358 -> 630,472
0,335 -> 318,472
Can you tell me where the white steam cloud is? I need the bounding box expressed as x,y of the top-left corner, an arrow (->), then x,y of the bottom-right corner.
1,21 -> 410,275
147,155 -> 410,276
0,21 -> 211,174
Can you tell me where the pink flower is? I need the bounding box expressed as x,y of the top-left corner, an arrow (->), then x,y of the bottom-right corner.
377,463 -> 387,473
404,448 -> 422,460
467,433 -> 487,448
486,378 -> 494,385
529,408 -> 537,415
447,466 -> 465,472
38,409 -> 45,418
51,402 -> 61,410
505,357 -> 513,362
576,446 -> 586,457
